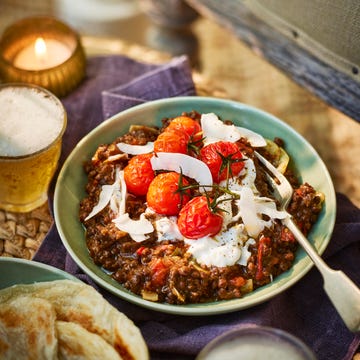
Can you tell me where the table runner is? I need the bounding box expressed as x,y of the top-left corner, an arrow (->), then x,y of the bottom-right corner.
33,54 -> 360,360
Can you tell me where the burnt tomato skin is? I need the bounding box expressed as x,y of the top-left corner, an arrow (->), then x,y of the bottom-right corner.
166,116 -> 202,141
200,141 -> 245,183
123,153 -> 155,196
146,172 -> 191,215
177,195 -> 223,239
153,128 -> 190,154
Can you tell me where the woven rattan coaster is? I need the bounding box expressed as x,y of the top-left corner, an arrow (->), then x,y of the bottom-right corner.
0,203 -> 52,259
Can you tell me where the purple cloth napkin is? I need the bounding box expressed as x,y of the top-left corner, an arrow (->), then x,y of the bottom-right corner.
33,55 -> 360,360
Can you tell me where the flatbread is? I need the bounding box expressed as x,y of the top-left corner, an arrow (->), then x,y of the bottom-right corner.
57,321 -> 122,360
0,296 -> 58,360
0,280 -> 149,360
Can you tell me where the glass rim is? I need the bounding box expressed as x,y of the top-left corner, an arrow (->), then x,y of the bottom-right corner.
196,325 -> 317,360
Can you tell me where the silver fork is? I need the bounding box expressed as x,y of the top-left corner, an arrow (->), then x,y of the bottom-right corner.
255,151 -> 360,332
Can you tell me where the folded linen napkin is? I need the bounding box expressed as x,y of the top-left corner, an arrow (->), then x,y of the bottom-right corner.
57,54 -> 195,167
33,55 -> 360,360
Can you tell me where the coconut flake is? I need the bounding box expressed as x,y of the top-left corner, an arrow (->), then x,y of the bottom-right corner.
235,126 -> 266,147
238,186 -> 288,237
150,152 -> 213,190
201,113 -> 237,144
84,167 -> 125,221
201,113 -> 266,147
116,141 -> 154,155
109,170 -> 127,216
238,187 -> 260,237
113,213 -> 154,242
84,185 -> 114,221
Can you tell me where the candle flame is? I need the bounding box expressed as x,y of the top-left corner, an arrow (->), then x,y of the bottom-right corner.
34,37 -> 47,58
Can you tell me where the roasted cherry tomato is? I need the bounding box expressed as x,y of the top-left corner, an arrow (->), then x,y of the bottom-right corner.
146,172 -> 191,215
123,153 -> 154,196
177,195 -> 223,239
166,116 -> 202,141
200,141 -> 245,183
153,128 -> 190,154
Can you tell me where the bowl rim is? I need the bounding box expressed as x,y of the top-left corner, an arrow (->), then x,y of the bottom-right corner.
54,96 -> 336,315
0,257 -> 79,289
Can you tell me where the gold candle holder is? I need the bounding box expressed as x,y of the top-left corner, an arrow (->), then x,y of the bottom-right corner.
0,16 -> 86,97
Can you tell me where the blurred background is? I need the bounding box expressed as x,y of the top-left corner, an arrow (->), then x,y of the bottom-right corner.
0,1 -> 193,58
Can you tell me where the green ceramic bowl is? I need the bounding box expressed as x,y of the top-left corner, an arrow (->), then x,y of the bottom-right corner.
54,96 -> 336,315
0,257 -> 78,290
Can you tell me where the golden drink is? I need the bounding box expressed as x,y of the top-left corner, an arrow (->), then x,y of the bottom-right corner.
0,84 -> 67,212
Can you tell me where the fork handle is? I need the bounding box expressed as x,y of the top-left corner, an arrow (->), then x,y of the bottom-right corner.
285,217 -> 360,333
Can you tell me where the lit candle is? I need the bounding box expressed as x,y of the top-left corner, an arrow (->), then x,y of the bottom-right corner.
14,37 -> 72,70
0,16 -> 86,96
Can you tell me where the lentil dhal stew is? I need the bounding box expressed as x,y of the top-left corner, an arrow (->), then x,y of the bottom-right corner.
79,111 -> 324,305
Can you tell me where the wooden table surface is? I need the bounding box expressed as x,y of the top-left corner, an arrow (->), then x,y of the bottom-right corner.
186,0 -> 360,122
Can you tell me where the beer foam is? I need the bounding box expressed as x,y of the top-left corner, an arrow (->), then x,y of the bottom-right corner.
0,86 -> 64,157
